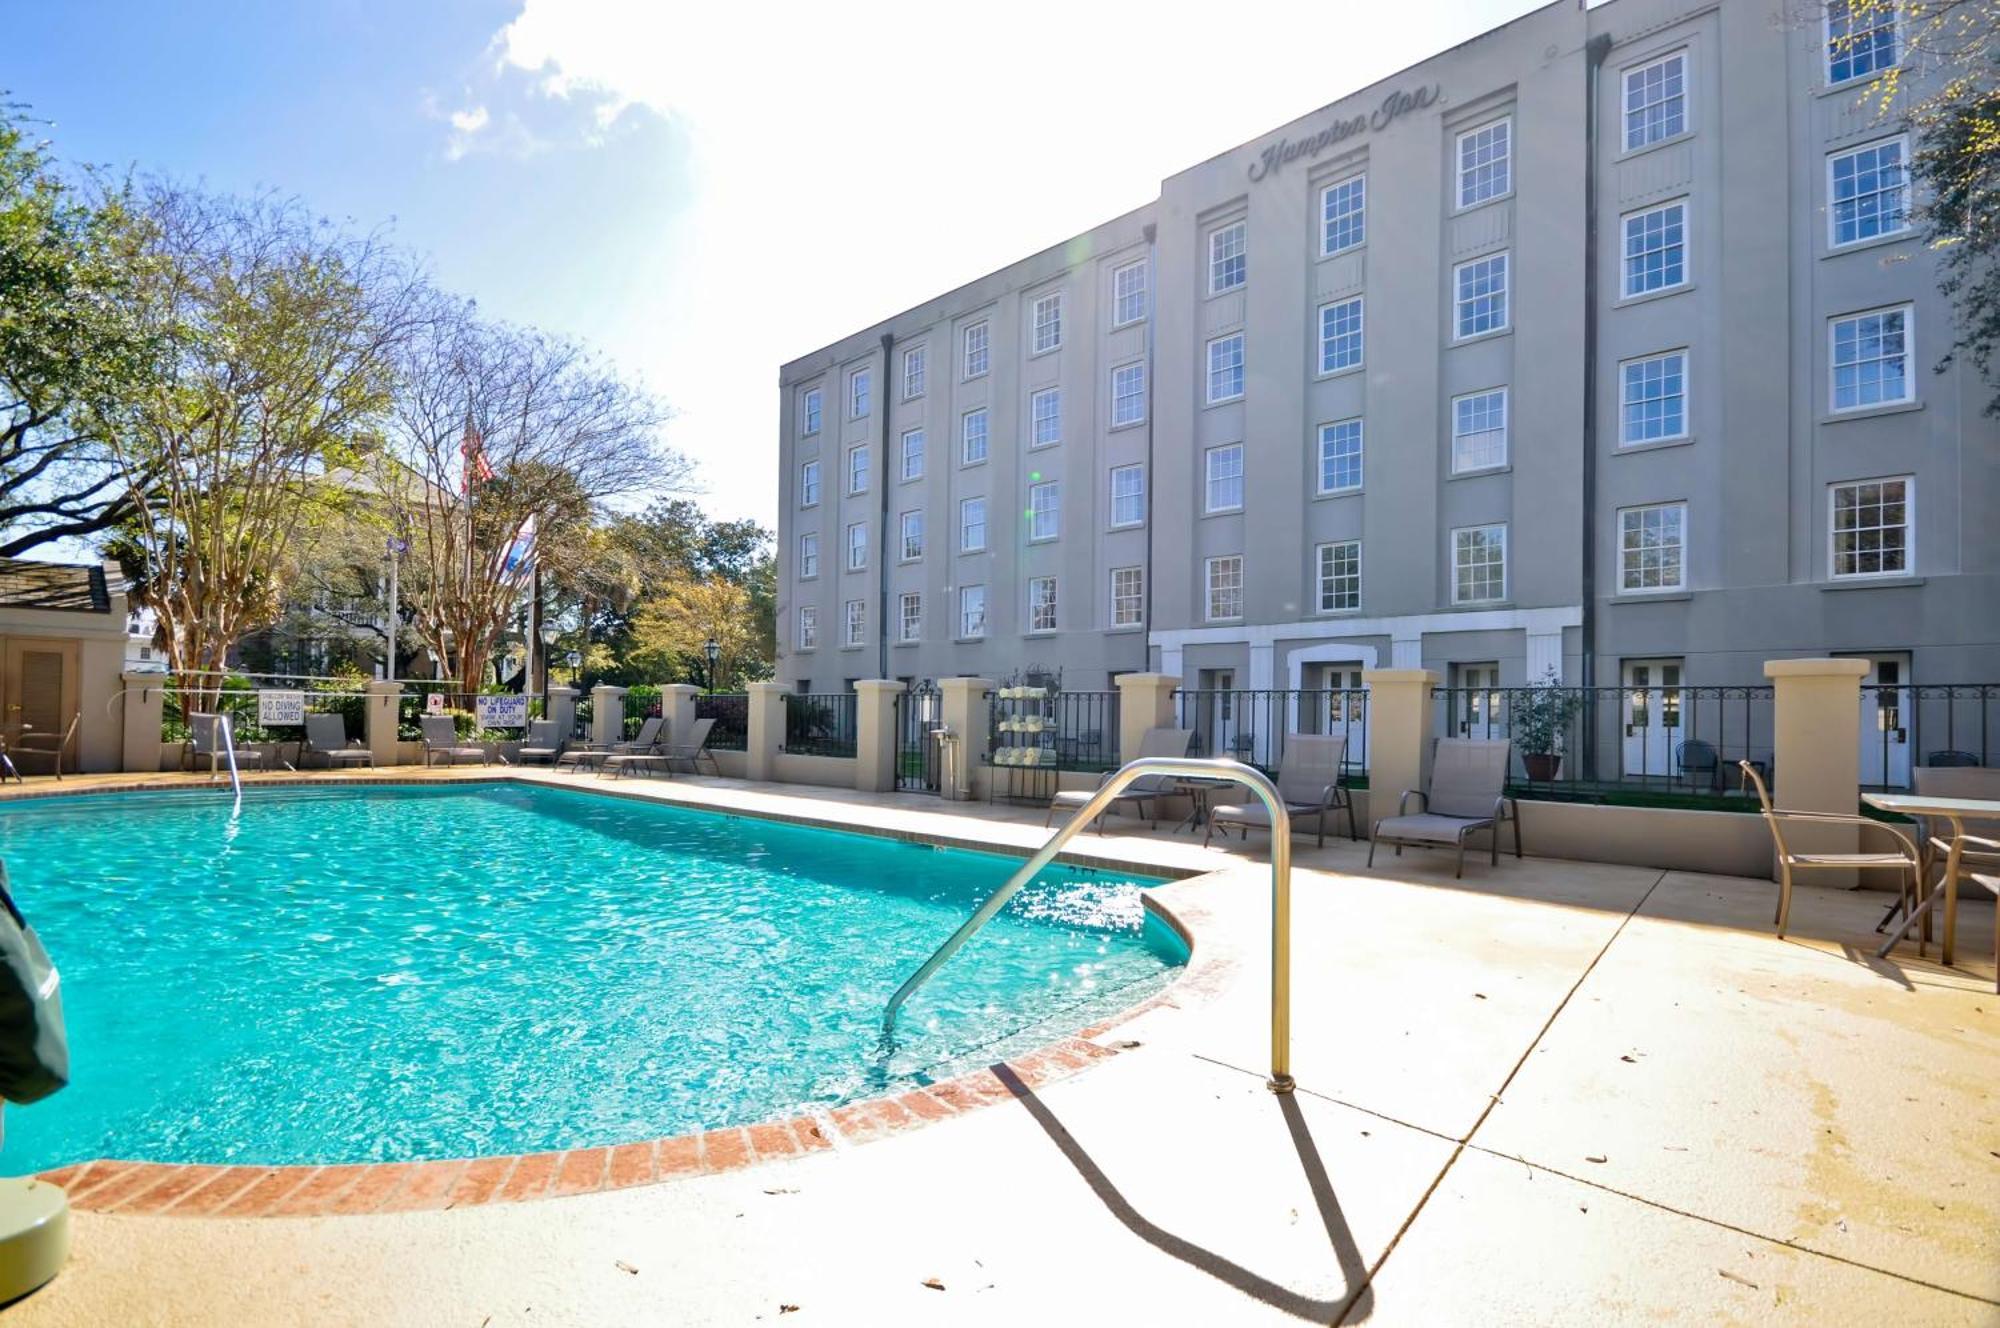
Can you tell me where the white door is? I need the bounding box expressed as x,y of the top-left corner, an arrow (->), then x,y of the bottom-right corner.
1198,668 -> 1239,760
1622,659 -> 1683,779
1452,663 -> 1502,738
1858,655 -> 1913,788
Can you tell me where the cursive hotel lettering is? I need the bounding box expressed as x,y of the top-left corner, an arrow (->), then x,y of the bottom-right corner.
1246,83 -> 1442,182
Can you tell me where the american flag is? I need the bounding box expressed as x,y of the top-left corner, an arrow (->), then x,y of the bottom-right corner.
459,419 -> 495,491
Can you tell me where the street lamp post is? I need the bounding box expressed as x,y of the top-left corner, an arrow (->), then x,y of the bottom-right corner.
703,637 -> 721,692
566,650 -> 582,687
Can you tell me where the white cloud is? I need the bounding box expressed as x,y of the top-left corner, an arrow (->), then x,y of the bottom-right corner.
448,105 -> 490,134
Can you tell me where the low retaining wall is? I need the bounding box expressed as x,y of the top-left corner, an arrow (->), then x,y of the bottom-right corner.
1515,799 -> 1771,879
771,751 -> 857,789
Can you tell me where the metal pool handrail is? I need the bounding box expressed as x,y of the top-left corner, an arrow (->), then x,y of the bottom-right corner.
882,756 -> 1296,1094
193,712 -> 243,814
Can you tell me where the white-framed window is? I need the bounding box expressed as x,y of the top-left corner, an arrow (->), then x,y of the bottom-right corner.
1111,566 -> 1144,627
848,367 -> 871,419
1030,292 -> 1063,355
1830,305 -> 1913,411
902,344 -> 926,399
900,428 -> 925,481
959,496 -> 987,552
1113,259 -> 1148,326
961,407 -> 989,464
1622,200 -> 1688,297
1826,0 -> 1898,85
899,592 -> 922,643
801,387 -> 822,436
1028,576 -> 1058,633
1623,51 -> 1687,150
1316,540 -> 1361,612
1829,475 -> 1911,577
1829,136 -> 1910,247
845,521 -> 867,571
962,320 -> 990,379
1618,502 -> 1687,592
1205,442 -> 1244,513
1208,220 -> 1247,294
799,460 -> 820,507
1206,333 -> 1245,404
1620,351 -> 1688,444
958,584 -> 987,638
1029,387 -> 1061,448
797,532 -> 819,579
843,599 -> 865,648
1318,296 -> 1363,374
1456,117 -> 1512,208
796,605 -> 817,650
899,509 -> 924,561
1321,175 -> 1366,255
1317,420 -> 1362,494
1205,554 -> 1244,621
1454,252 -> 1509,339
1451,524 -> 1507,604
1451,388 -> 1509,472
846,444 -> 869,494
1110,464 -> 1145,527
1111,361 -> 1146,427
1029,480 -> 1060,541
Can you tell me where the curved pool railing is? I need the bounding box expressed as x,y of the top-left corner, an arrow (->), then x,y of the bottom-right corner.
882,756 -> 1296,1094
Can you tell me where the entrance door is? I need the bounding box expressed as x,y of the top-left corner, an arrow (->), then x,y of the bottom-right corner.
1858,654 -> 1913,788
2,638 -> 80,773
1197,668 -> 1239,760
1451,663 -> 1502,738
1305,663 -> 1368,772
1622,659 -> 1683,779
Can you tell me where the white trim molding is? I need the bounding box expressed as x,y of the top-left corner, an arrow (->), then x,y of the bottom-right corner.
1152,604 -> 1582,683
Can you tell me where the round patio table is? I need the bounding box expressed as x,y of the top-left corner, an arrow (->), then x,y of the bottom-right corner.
1863,790 -> 2000,976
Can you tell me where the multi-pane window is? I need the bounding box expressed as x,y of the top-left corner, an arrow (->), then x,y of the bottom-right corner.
1452,524 -> 1508,603
1456,118 -> 1512,208
1829,137 -> 1910,246
798,532 -> 819,579
961,408 -> 989,463
1454,253 -> 1510,339
1111,362 -> 1146,426
1209,220 -> 1247,293
1452,388 -> 1509,472
1029,480 -> 1060,541
900,428 -> 925,481
959,584 -> 987,638
899,592 -> 921,642
843,599 -> 865,648
1113,259 -> 1148,326
1318,297 -> 1363,374
1830,477 -> 1910,577
1110,464 -> 1145,527
1620,352 -> 1688,443
1207,333 -> 1245,403
1029,387 -> 1061,448
1623,52 -> 1687,150
1111,566 -> 1145,627
1316,540 -> 1361,612
960,496 -> 987,552
1028,576 -> 1058,633
848,367 -> 871,418
902,345 -> 926,399
1206,554 -> 1244,620
963,321 -> 990,378
801,388 -> 822,436
1031,292 -> 1063,354
1622,201 -> 1688,296
899,509 -> 924,561
845,521 -> 867,571
1205,443 -> 1244,513
1321,175 -> 1366,255
1831,306 -> 1912,410
799,460 -> 820,507
1618,503 -> 1686,592
847,444 -> 869,494
1827,0 -> 1897,84
796,606 -> 817,650
1317,420 -> 1362,494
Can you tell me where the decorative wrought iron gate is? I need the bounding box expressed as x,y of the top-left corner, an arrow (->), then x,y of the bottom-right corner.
895,681 -> 943,792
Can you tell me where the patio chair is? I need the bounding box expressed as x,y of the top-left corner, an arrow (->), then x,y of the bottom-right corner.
661,717 -> 719,775
1044,728 -> 1194,832
1924,750 -> 1981,768
5,715 -> 81,781
612,715 -> 664,755
1367,738 -> 1521,878
1205,734 -> 1357,848
1883,767 -> 1999,986
1739,761 -> 1921,941
598,720 -> 673,779
190,713 -> 257,777
513,720 -> 565,766
1676,738 -> 1721,791
303,712 -> 373,769
419,714 -> 488,767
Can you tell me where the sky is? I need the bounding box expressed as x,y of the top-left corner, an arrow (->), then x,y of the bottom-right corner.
10,0 -> 1547,531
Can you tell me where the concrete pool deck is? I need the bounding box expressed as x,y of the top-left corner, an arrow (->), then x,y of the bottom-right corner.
1,768 -> 1994,1325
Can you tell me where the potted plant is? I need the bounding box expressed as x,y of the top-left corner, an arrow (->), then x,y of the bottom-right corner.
1513,666 -> 1580,783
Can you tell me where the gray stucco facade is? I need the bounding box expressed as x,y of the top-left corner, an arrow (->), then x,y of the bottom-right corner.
775,0 -> 1999,707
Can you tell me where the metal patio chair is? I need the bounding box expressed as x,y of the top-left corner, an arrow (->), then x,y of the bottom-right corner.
1206,733 -> 1357,847
1739,760 -> 1921,941
1368,738 -> 1521,878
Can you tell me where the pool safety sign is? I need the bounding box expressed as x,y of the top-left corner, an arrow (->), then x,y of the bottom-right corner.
475,695 -> 528,730
257,691 -> 305,727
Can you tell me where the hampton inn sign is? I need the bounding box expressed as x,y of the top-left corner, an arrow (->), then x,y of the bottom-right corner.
1246,84 -> 1442,181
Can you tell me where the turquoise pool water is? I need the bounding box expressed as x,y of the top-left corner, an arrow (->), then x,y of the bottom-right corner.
0,785 -> 1180,1172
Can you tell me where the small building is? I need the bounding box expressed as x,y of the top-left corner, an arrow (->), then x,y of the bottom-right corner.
0,559 -> 132,773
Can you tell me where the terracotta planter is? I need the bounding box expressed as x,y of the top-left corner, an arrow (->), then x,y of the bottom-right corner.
1522,752 -> 1563,782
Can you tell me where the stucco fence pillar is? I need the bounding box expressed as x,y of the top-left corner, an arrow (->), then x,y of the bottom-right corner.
852,680 -> 902,794
1764,657 -> 1870,885
745,682 -> 789,783
1114,672 -> 1181,762
591,685 -> 627,750
661,684 -> 701,747
1360,668 -> 1438,837
545,685 -> 578,741
937,677 -> 994,802
364,680 -> 403,767
120,670 -> 167,773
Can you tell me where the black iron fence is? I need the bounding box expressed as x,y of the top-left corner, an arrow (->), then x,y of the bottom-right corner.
696,692 -> 749,751
783,691 -> 857,758
1170,688 -> 1369,780
1859,683 -> 1998,790
1050,691 -> 1120,771
159,671 -> 371,747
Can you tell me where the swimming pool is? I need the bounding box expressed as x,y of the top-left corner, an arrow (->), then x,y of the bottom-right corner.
0,784 -> 1181,1173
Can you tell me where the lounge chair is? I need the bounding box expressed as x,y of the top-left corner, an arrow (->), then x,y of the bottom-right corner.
190,712 -> 258,776
1368,737 -> 1522,878
303,712 -> 372,769
1205,734 -> 1357,848
612,716 -> 664,755
1739,761 -> 1920,940
1044,728 -> 1194,832
661,717 -> 719,775
513,720 -> 565,766
419,714 -> 488,767
598,720 -> 673,779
